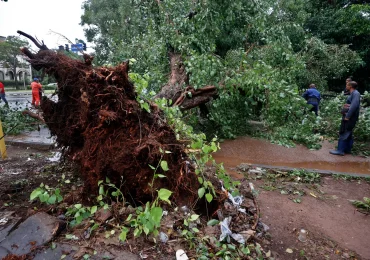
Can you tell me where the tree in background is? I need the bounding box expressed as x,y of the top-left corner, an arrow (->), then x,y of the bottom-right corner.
0,36 -> 30,89
304,1 -> 370,92
80,0 -> 367,146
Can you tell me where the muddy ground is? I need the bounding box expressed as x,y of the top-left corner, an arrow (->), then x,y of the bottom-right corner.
235,165 -> 370,260
1,145 -> 369,259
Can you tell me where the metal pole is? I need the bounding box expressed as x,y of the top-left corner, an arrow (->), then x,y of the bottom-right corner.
23,71 -> 26,89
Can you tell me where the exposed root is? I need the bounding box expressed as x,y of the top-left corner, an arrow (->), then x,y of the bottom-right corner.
19,39 -> 218,209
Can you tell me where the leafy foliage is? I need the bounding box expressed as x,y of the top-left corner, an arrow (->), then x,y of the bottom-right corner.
350,197 -> 370,214
0,107 -> 38,135
30,183 -> 63,205
81,0 -> 369,149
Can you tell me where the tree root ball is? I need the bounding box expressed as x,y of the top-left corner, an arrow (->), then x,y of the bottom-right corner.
21,49 -> 221,212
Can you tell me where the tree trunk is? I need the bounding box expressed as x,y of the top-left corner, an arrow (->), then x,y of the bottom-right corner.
13,54 -> 19,90
155,52 -> 218,110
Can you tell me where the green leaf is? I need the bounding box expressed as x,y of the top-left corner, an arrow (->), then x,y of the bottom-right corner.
91,206 -> 98,214
30,189 -> 42,200
148,164 -> 155,170
134,228 -> 141,237
157,188 -> 172,204
190,214 -> 199,221
160,160 -> 169,171
150,207 -> 163,226
76,215 -> 83,224
241,246 -> 250,255
143,225 -> 150,235
191,140 -> 202,149
74,204 -> 82,209
198,187 -> 205,198
198,177 -> 203,184
206,193 -> 213,203
207,219 -> 220,226
99,186 -> 104,195
57,195 -> 63,203
192,227 -> 199,233
119,227 -> 129,241
48,194 -> 57,204
141,102 -> 150,113
227,244 -> 236,250
156,174 -> 166,178
39,193 -> 49,202
125,214 -> 132,222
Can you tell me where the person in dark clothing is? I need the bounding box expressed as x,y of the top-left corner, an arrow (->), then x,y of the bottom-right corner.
330,81 -> 361,156
302,84 -> 321,116
343,77 -> 352,96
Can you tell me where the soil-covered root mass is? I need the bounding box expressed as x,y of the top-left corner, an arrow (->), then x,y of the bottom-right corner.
21,48 -> 205,208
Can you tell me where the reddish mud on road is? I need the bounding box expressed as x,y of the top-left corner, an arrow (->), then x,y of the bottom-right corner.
213,137 -> 370,176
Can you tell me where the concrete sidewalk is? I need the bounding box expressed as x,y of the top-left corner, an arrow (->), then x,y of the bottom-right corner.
5,126 -> 55,150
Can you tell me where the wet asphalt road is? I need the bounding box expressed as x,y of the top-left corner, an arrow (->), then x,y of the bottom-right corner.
2,92 -> 56,110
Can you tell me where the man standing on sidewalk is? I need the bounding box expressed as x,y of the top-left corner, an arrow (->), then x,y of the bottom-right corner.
0,81 -> 9,107
31,78 -> 42,107
330,81 -> 361,156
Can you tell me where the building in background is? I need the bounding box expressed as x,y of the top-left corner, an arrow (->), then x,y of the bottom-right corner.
0,35 -> 32,85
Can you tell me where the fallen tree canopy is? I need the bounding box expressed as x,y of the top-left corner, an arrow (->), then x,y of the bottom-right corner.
18,31 -> 221,210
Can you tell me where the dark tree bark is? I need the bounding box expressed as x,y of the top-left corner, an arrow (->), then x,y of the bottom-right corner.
155,52 -> 218,110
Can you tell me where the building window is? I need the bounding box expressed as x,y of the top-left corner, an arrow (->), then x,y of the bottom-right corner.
8,71 -> 14,80
0,71 -> 4,81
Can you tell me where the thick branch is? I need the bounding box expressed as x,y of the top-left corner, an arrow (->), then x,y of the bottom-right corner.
17,30 -> 49,50
22,110 -> 45,123
20,47 -> 35,60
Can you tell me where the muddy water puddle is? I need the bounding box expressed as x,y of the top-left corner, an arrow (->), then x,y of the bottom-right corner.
213,137 -> 370,176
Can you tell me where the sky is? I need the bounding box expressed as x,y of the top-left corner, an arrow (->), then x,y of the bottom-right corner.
0,0 -> 88,50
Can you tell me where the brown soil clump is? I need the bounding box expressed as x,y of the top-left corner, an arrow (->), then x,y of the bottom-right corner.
20,46 -> 205,208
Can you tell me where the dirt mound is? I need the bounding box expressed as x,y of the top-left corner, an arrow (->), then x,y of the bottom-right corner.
20,48 -> 204,208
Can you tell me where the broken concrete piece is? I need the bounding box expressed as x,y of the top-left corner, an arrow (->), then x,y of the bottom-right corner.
0,211 -> 22,243
0,212 -> 65,258
95,208 -> 113,223
33,243 -> 76,260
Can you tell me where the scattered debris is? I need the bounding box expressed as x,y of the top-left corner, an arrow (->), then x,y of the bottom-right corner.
298,229 -> 308,242
95,208 -> 113,223
176,249 -> 189,260
219,217 -> 245,244
48,152 -> 61,162
286,248 -> 293,254
159,232 -> 169,243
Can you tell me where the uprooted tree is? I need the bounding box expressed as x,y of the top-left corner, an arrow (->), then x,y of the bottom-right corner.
17,31 -> 223,211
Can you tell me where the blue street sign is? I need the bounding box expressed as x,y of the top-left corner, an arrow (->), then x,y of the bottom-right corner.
71,43 -> 83,52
